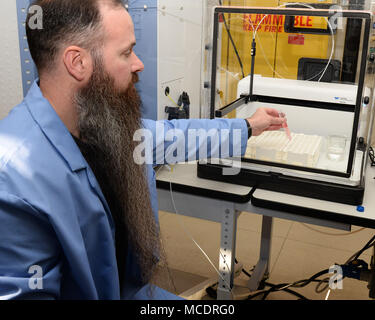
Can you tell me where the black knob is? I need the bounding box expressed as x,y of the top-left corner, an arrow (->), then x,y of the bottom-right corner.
164,86 -> 170,96
364,96 -> 370,105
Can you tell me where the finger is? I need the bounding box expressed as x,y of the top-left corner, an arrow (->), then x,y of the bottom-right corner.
264,107 -> 282,117
266,125 -> 284,131
270,117 -> 285,126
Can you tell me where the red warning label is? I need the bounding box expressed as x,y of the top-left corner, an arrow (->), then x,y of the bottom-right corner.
242,14 -> 318,33
288,34 -> 305,45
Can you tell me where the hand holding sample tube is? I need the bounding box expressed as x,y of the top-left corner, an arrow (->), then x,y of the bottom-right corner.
246,107 -> 287,136
278,111 -> 292,140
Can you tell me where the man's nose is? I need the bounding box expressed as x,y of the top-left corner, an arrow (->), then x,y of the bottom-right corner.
132,52 -> 144,73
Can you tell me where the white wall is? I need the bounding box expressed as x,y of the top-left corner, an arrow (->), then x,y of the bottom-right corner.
158,0 -> 204,119
0,0 -> 23,120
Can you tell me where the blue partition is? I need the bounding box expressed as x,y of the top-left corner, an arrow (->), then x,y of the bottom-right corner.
127,0 -> 158,120
16,0 -> 38,97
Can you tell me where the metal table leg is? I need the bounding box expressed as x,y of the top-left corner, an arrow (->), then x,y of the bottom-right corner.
217,205 -> 238,300
248,215 -> 273,291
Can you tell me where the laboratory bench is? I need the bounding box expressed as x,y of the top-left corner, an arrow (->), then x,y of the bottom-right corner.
156,161 -> 375,300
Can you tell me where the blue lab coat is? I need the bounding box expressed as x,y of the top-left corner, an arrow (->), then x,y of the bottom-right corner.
0,81 -> 248,299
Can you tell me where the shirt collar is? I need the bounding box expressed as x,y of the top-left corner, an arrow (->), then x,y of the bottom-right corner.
24,80 -> 87,172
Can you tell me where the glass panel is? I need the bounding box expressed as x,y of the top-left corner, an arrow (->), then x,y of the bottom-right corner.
210,8 -> 370,178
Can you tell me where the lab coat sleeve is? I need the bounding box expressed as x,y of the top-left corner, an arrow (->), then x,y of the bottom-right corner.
0,192 -> 62,299
140,118 -> 248,166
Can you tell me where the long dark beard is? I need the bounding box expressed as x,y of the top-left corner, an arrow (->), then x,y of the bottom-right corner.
74,61 -> 160,285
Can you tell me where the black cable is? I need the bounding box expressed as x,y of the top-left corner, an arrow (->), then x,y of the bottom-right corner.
312,235 -> 375,295
206,259 -> 325,300
263,281 -> 309,300
369,147 -> 375,166
276,287 -> 308,300
258,285 -> 307,300
349,234 -> 375,262
242,235 -> 375,299
249,38 -> 256,98
234,258 -> 310,300
242,268 -> 252,278
218,0 -> 245,79
246,271 -> 329,300
222,236 -> 375,300
289,269 -> 330,288
246,265 -> 329,299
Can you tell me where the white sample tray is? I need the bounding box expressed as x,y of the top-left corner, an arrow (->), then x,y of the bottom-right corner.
246,131 -> 323,167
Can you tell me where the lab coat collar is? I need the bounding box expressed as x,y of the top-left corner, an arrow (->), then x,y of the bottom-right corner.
24,80 -> 87,172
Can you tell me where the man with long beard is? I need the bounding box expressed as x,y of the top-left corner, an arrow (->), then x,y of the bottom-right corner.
0,0 -> 286,299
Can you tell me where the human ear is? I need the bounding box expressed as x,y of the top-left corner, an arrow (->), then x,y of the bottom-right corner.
62,46 -> 92,82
